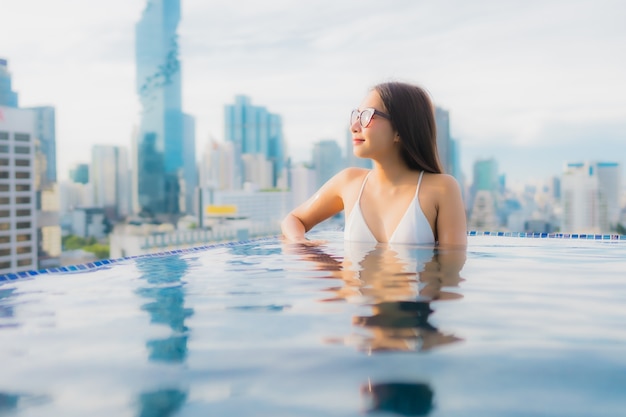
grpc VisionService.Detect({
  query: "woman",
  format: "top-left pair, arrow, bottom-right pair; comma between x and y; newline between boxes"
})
281,81 -> 467,246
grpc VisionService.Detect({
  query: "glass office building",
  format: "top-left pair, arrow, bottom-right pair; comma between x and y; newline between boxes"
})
135,0 -> 184,215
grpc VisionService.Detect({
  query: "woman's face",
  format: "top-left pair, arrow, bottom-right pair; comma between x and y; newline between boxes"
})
351,90 -> 398,160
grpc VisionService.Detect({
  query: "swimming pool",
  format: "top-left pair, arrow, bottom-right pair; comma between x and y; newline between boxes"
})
1,231 -> 625,416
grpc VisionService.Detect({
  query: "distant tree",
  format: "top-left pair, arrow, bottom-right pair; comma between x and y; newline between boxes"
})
83,243 -> 109,260
615,223 -> 626,236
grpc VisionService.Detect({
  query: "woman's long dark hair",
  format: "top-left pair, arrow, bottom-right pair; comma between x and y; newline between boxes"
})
374,82 -> 443,174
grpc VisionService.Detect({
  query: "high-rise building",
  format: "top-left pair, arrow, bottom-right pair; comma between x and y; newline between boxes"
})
224,95 -> 285,188
0,59 -> 19,108
434,107 -> 450,172
242,154 -> 273,189
561,161 -> 622,233
0,106 -> 37,273
182,113 -> 197,214
1,60 -> 61,270
199,140 -> 236,192
135,0 -> 184,216
469,158 -> 500,228
91,145 -> 132,220
289,163 -> 316,208
70,163 -> 90,184
312,139 -> 344,189
473,158 -> 499,194
25,106 -> 56,186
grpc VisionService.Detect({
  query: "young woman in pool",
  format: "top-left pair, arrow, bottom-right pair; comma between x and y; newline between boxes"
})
281,81 -> 467,246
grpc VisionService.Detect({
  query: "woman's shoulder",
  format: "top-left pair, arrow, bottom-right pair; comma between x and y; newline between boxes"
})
334,167 -> 370,184
423,172 -> 462,194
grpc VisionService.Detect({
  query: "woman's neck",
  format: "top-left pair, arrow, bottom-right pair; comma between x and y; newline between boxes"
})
370,157 -> 415,186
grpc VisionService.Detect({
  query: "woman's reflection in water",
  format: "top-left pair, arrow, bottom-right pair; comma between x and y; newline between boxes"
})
288,240 -> 466,353
362,381 -> 434,416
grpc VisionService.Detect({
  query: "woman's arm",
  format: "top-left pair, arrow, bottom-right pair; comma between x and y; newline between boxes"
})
281,168 -> 353,242
435,175 -> 468,247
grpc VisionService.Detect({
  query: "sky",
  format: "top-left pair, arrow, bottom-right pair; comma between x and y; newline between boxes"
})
1,0 -> 625,185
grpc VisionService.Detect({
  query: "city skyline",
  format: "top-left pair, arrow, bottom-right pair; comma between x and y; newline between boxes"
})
1,0 -> 625,184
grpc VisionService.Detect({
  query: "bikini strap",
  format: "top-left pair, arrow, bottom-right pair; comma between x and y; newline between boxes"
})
415,171 -> 424,198
357,171 -> 371,200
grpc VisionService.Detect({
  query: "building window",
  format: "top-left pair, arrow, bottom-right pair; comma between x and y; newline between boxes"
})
0,132 -> 8,140
0,236 -> 9,244
15,159 -> 30,167
0,210 -> 9,218
0,185 -> 8,192
17,259 -> 32,267
15,184 -> 30,192
0,261 -> 10,269
15,171 -> 30,179
0,145 -> 8,153
16,234 -> 31,242
0,197 -> 9,204
16,246 -> 31,254
16,222 -> 31,229
14,133 -> 30,142
16,209 -> 31,217
15,196 -> 30,204
14,146 -> 30,154
0,248 -> 10,257
0,172 -> 8,179
0,158 -> 8,166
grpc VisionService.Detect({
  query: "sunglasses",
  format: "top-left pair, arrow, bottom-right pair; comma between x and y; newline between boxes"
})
350,108 -> 391,128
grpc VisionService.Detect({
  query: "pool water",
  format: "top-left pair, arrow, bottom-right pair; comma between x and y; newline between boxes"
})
1,232 -> 625,416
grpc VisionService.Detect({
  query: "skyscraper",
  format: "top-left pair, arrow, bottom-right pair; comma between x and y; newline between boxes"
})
26,106 -> 56,186
70,163 -> 90,184
135,0 -> 184,216
1,60 -> 60,270
561,161 -> 622,233
0,59 -> 19,108
224,95 -> 285,188
182,113 -> 197,214
91,145 -> 132,220
434,107 -> 450,172
469,158 -> 500,229
0,106 -> 37,273
312,140 -> 344,189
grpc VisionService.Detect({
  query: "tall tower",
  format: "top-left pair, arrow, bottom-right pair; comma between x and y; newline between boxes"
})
0,60 -> 60,270
469,158 -> 499,230
26,106 -> 56,187
561,161 -> 621,233
91,145 -> 132,220
224,95 -> 285,188
135,0 -> 184,217
434,106 -> 450,173
0,59 -> 19,108
312,140 -> 344,189
0,106 -> 38,273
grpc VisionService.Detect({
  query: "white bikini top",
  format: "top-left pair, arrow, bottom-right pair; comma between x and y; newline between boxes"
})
344,171 -> 435,244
